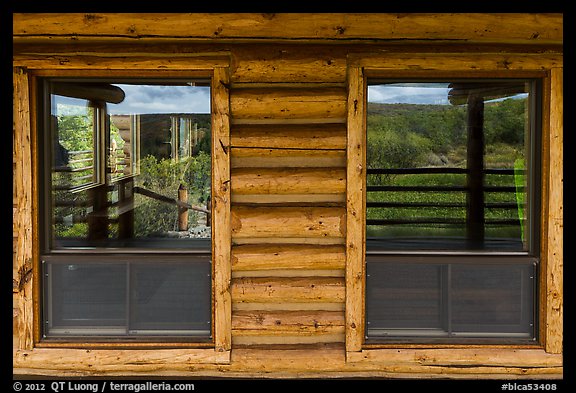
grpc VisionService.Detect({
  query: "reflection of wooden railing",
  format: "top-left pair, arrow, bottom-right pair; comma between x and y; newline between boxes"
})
366,167 -> 525,228
53,149 -> 95,189
133,186 -> 210,214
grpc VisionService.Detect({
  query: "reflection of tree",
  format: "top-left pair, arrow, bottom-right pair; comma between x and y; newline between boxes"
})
134,152 -> 211,236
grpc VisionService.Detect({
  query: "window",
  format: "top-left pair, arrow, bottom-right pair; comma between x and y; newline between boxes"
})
364,80 -> 540,343
40,79 -> 213,340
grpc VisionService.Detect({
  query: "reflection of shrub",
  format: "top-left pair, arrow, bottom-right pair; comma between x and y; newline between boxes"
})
367,127 -> 432,185
134,153 -> 211,236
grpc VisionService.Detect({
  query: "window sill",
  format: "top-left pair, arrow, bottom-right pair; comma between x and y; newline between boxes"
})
13,346 -> 231,375
346,347 -> 562,376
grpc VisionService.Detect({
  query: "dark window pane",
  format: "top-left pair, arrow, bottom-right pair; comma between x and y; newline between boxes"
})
130,262 -> 211,335
366,262 -> 446,337
451,263 -> 535,336
47,262 -> 127,335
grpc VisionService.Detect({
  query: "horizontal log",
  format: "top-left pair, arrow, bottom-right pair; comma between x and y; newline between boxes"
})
231,206 -> 346,239
13,14 -> 562,45
233,57 -> 347,83
232,334 -> 344,345
233,302 -> 345,311
232,277 -> 345,304
13,348 -> 230,373
232,310 -> 344,335
12,54 -> 231,70
231,88 -> 346,120
232,244 -> 346,271
347,348 -> 563,368
355,53 -> 563,72
232,269 -> 344,278
232,167 -> 345,195
231,148 -> 346,168
231,123 -> 346,150
230,347 -> 561,376
232,194 -> 345,205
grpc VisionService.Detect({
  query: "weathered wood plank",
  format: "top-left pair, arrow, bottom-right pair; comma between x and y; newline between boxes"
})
13,13 -> 563,45
232,334 -> 344,345
231,206 -> 346,239
544,67 -> 563,354
13,67 -> 34,351
13,348 -> 231,372
232,269 -> 344,278
231,148 -> 346,168
231,277 -> 345,304
355,53 -> 563,72
231,123 -> 347,149
233,302 -> 345,312
231,194 -> 345,205
232,310 -> 344,336
232,167 -> 345,195
211,67 -> 232,352
231,87 -> 346,120
233,54 -> 346,83
13,346 -> 562,377
12,54 -> 231,70
232,244 -> 346,272
345,65 -> 366,352
347,348 -> 563,368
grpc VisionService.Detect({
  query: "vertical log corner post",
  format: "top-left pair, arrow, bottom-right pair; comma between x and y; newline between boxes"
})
543,67 -> 563,354
13,67 -> 35,350
212,66 -> 232,352
345,65 -> 366,353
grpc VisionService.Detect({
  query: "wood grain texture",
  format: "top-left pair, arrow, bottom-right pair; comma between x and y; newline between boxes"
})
231,148 -> 346,168
231,277 -> 345,304
355,53 -> 563,72
232,310 -> 344,335
232,244 -> 345,272
231,206 -> 346,240
13,67 -> 34,351
211,67 -> 232,352
345,65 -> 366,352
544,67 -> 563,354
231,87 -> 346,120
13,13 -> 562,45
231,123 -> 347,150
232,167 -> 345,195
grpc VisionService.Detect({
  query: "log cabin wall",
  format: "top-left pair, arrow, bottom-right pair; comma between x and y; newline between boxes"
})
13,13 -> 563,378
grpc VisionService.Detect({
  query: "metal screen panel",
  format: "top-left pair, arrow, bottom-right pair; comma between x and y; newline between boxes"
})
44,257 -> 211,338
366,257 -> 536,341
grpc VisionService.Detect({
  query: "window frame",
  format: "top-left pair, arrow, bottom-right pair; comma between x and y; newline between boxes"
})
361,78 -> 542,344
345,53 -> 563,355
19,62 -> 231,353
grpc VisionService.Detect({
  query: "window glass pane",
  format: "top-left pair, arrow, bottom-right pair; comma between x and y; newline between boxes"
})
49,81 -> 211,250
366,81 -> 534,252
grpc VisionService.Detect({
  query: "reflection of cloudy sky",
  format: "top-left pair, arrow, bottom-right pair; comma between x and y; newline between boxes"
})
109,84 -> 210,114
368,83 -> 451,105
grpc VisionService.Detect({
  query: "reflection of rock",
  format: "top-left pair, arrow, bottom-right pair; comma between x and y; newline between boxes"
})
164,225 -> 211,239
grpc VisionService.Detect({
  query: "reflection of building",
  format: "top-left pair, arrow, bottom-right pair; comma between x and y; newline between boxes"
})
112,113 -> 209,163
